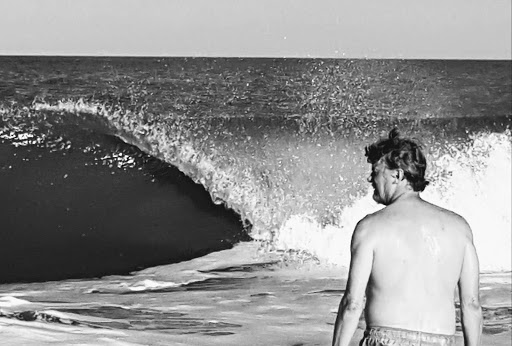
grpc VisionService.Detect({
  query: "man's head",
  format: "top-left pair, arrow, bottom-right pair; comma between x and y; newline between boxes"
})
365,128 -> 429,205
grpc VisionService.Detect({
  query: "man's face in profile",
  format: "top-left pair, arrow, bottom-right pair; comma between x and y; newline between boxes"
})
369,161 -> 395,206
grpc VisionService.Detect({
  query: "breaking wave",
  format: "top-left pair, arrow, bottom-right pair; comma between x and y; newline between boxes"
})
7,99 -> 511,272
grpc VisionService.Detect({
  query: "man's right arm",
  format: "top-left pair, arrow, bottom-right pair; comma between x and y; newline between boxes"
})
332,218 -> 374,346
458,225 -> 482,346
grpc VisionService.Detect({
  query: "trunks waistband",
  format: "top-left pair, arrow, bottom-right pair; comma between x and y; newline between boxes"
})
365,326 -> 456,345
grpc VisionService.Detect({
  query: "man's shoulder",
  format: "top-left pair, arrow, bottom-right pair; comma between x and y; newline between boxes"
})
409,200 -> 475,243
356,207 -> 392,230
352,213 -> 381,243
424,200 -> 460,217
357,200 -> 473,239
424,201 -> 473,235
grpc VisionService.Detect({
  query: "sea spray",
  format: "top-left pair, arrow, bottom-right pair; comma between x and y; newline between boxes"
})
31,100 -> 512,271
423,130 -> 512,272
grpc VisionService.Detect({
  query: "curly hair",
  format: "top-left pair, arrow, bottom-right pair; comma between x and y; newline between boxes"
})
365,128 -> 430,192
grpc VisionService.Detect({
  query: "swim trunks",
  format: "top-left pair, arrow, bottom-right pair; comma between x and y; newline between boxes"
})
360,326 -> 456,346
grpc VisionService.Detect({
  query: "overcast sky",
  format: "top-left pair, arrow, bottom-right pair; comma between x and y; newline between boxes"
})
0,0 -> 510,59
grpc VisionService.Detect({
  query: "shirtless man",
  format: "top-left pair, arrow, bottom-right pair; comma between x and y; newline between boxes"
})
332,129 -> 482,346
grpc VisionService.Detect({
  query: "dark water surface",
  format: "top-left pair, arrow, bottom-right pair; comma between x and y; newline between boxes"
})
0,134 -> 247,283
1,56 -> 510,119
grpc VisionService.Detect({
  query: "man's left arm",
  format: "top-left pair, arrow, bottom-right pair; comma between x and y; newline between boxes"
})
332,218 -> 374,346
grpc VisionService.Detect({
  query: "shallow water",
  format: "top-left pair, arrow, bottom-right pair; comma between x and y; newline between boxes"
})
0,243 -> 510,345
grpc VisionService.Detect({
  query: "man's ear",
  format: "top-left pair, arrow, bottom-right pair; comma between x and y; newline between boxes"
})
396,169 -> 405,181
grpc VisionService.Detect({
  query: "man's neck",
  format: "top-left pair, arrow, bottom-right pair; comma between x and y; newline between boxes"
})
389,189 -> 420,205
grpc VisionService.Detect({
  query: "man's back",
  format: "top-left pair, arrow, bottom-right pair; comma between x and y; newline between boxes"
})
332,129 -> 481,346
364,197 -> 470,334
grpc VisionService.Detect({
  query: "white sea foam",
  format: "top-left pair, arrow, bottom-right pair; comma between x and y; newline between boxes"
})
423,131 -> 512,271
0,296 -> 33,308
272,192 -> 381,267
273,131 -> 511,271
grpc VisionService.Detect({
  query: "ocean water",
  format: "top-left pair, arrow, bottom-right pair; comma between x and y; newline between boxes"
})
0,57 -> 510,345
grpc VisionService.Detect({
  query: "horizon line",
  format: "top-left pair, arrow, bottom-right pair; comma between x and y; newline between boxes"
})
1,53 -> 510,61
